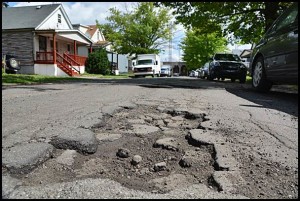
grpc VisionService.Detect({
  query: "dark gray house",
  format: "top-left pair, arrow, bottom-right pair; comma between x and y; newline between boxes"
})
2,4 -> 93,76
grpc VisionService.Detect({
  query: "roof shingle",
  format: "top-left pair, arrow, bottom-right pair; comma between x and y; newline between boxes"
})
2,4 -> 60,30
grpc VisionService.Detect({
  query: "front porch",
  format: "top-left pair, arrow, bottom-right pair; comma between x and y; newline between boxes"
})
35,51 -> 87,76
33,30 -> 92,77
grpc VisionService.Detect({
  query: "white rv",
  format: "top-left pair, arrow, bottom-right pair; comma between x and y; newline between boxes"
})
133,54 -> 161,77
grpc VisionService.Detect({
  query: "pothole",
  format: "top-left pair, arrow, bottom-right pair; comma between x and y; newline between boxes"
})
15,104 -> 218,194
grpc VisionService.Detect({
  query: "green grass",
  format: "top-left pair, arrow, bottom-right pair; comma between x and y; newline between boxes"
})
2,73 -> 134,85
2,74 -> 84,84
246,75 -> 252,84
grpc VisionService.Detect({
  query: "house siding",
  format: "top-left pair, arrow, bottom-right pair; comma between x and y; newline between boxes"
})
2,30 -> 35,74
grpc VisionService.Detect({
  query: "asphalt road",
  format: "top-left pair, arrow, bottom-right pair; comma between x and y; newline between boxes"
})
2,77 -> 298,199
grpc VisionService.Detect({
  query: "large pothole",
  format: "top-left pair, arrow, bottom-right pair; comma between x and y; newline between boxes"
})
13,104 -> 217,194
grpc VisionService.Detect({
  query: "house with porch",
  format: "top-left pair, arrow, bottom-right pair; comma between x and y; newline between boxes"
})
2,4 -> 93,76
73,24 -> 129,74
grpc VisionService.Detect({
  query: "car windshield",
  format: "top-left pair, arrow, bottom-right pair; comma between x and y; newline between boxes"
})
137,59 -> 154,65
214,54 -> 241,62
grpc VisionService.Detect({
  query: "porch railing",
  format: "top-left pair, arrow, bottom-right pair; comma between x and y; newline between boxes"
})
35,51 -> 87,66
35,52 -> 54,64
56,52 -> 80,75
68,54 -> 87,66
63,52 -> 81,66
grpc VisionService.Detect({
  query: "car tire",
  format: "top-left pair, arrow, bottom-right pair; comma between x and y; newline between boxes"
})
231,78 -> 236,82
239,76 -> 246,83
252,56 -> 272,92
208,74 -> 214,81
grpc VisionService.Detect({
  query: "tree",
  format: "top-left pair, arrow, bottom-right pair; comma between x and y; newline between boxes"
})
85,48 -> 110,75
180,29 -> 228,71
97,2 -> 173,56
2,2 -> 9,7
155,2 -> 293,44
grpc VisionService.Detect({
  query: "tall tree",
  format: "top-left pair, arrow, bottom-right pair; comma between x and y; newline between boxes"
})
97,2 -> 173,56
180,29 -> 228,71
156,2 -> 293,44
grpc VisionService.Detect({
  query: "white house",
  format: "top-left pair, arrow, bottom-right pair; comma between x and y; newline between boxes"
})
2,4 -> 93,76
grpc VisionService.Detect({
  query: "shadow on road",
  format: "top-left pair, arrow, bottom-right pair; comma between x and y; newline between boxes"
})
225,87 -> 298,117
2,77 -> 233,91
3,77 -> 298,118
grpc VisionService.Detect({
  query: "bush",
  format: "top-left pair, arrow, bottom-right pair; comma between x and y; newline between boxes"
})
85,48 -> 110,75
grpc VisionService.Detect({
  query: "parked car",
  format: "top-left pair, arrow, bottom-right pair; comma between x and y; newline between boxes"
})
160,65 -> 172,77
198,62 -> 210,79
249,2 -> 298,92
2,53 -> 21,74
189,70 -> 199,77
208,53 -> 247,83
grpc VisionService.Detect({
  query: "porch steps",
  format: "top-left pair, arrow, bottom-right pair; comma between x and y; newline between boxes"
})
57,63 -> 80,77
56,52 -> 80,77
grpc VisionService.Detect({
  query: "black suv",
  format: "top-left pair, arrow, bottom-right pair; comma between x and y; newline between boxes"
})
208,53 -> 247,83
2,53 -> 21,74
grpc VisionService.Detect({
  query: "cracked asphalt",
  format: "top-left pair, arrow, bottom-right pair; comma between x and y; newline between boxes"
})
2,77 -> 298,199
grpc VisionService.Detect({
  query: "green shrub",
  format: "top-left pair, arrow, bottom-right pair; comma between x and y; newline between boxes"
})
85,48 -> 110,75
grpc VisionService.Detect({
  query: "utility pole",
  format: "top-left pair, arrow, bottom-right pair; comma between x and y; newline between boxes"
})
169,22 -> 172,63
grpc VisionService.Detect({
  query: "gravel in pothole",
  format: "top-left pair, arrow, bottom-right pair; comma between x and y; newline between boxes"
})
13,105 -> 216,194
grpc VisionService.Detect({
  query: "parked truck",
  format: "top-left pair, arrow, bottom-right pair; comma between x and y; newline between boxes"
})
133,54 -> 161,77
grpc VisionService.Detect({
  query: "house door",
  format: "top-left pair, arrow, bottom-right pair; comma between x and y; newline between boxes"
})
39,36 -> 47,60
39,36 -> 47,52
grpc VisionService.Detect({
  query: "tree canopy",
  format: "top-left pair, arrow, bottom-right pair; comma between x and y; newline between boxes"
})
97,2 -> 173,56
156,2 -> 293,44
180,29 -> 228,70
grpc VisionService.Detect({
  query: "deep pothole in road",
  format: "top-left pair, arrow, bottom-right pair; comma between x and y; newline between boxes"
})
18,105 -> 218,194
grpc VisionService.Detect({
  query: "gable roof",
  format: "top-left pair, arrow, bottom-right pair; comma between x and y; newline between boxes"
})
2,4 -> 61,30
86,25 -> 98,38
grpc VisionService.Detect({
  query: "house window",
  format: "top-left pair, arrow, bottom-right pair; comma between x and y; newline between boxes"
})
67,44 -> 71,52
97,31 -> 99,41
39,36 -> 47,51
58,14 -> 61,23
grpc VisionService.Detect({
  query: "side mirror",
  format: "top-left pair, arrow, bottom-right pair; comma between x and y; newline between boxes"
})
155,61 -> 158,65
132,62 -> 135,66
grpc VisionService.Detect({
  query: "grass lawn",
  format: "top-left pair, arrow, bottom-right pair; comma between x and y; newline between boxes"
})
2,73 -> 133,85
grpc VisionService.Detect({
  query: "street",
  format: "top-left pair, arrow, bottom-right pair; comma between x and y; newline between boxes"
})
2,77 -> 298,199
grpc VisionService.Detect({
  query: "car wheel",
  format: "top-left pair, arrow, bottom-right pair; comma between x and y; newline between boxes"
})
252,56 -> 272,92
239,74 -> 246,83
208,74 -> 214,81
231,78 -> 236,82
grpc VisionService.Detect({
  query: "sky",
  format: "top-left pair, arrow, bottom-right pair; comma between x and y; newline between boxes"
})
8,2 -> 251,62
